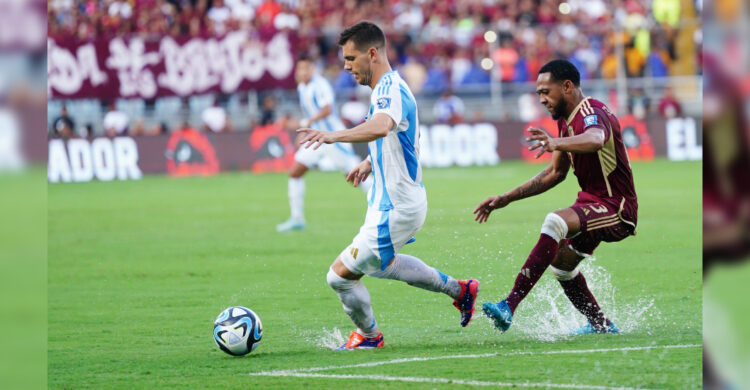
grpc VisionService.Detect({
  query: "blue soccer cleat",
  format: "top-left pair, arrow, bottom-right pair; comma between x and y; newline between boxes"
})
453,279 -> 479,327
276,218 -> 305,233
482,300 -> 513,332
570,320 -> 620,335
406,237 -> 416,244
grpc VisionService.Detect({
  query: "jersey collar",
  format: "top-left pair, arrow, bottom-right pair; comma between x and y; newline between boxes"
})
565,96 -> 590,125
374,70 -> 397,88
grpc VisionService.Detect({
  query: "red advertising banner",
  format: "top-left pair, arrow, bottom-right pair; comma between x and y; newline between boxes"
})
165,128 -> 220,177
247,124 -> 296,174
47,32 -> 296,100
47,117 -> 679,183
618,114 -> 655,161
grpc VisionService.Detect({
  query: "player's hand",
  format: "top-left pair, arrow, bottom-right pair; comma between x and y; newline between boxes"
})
346,160 -> 372,187
526,127 -> 557,158
297,128 -> 333,150
473,195 -> 510,223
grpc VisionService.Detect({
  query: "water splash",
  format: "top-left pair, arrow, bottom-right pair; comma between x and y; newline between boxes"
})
513,259 -> 661,341
312,327 -> 347,350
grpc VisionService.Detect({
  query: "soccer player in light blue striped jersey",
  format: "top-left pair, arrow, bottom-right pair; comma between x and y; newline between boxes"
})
298,21 -> 479,350
276,56 -> 373,233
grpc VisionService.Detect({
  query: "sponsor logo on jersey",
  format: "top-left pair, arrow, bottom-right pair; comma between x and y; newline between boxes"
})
584,115 -> 598,127
376,97 -> 391,109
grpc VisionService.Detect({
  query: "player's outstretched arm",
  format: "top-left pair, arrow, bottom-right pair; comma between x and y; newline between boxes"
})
297,113 -> 394,150
527,127 -> 605,156
474,150 -> 570,223
346,159 -> 372,188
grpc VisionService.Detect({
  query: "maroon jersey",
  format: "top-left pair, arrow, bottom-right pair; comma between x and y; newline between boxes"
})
557,97 -> 638,227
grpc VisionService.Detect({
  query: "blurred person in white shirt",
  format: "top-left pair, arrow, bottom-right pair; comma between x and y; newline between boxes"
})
103,102 -> 129,137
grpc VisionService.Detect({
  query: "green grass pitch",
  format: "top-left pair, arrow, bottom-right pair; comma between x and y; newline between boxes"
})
49,159 -> 701,389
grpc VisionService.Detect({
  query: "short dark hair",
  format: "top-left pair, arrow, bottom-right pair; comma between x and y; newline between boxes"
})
297,54 -> 313,63
337,21 -> 386,52
539,59 -> 581,87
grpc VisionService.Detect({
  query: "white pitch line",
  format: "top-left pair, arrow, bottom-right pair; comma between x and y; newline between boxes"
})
296,352 -> 499,372
248,372 -> 650,390
272,343 -> 701,373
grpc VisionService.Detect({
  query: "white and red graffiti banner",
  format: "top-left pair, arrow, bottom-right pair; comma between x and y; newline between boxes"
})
48,32 -> 296,99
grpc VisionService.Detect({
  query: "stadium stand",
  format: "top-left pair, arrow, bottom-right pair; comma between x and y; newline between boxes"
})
48,0 -> 702,136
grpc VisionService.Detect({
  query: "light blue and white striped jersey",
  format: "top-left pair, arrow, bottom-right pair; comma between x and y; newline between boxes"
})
365,70 -> 426,211
297,75 -> 346,132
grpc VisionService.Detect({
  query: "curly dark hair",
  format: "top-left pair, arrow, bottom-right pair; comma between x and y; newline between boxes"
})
539,59 -> 581,87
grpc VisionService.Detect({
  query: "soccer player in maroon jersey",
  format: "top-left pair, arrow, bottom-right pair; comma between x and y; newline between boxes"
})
475,59 -> 637,334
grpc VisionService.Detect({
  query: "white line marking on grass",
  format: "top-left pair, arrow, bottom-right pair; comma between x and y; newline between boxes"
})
248,372 -> 649,390
286,343 -> 702,373
248,344 -> 700,389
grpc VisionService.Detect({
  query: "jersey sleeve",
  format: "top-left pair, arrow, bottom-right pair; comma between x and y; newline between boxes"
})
370,78 -> 402,131
583,108 -> 611,142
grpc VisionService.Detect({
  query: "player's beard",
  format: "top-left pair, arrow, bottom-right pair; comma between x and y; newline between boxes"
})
358,66 -> 372,86
550,99 -> 568,120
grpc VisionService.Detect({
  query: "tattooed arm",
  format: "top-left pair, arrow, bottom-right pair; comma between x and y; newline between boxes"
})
474,150 -> 570,223
506,150 -> 570,201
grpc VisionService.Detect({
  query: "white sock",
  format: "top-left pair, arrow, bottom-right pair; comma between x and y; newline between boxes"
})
359,176 -> 373,194
371,254 -> 462,299
326,268 -> 380,338
288,178 -> 305,221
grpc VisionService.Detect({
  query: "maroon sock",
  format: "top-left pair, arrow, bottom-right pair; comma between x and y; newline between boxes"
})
505,234 -> 559,313
559,272 -> 608,329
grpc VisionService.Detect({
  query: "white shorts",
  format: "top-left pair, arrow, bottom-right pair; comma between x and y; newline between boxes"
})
294,142 -> 359,172
339,205 -> 427,275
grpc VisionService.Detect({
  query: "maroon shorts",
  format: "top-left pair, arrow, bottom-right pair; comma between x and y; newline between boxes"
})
564,192 -> 637,256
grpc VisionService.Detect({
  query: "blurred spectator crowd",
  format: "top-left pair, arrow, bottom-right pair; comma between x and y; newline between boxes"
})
48,0 -> 704,137
49,0 -> 702,92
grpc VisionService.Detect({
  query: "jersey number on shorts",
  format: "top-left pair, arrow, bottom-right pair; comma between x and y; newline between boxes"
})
589,205 -> 608,214
349,247 -> 359,260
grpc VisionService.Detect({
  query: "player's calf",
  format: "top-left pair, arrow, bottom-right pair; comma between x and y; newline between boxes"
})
505,212 -> 569,312
370,254 -> 462,298
551,265 -> 610,331
326,266 -> 381,341
370,254 -> 478,327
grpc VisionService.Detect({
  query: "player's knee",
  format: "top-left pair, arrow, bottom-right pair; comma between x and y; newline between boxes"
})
549,265 -> 580,281
541,212 -> 568,242
326,267 -> 351,290
327,265 -> 360,291
289,163 -> 307,178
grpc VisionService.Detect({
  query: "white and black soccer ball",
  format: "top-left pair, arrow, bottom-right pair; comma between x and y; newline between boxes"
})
213,306 -> 263,356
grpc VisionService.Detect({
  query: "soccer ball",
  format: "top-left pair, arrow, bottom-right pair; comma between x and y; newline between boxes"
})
213,306 -> 263,356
